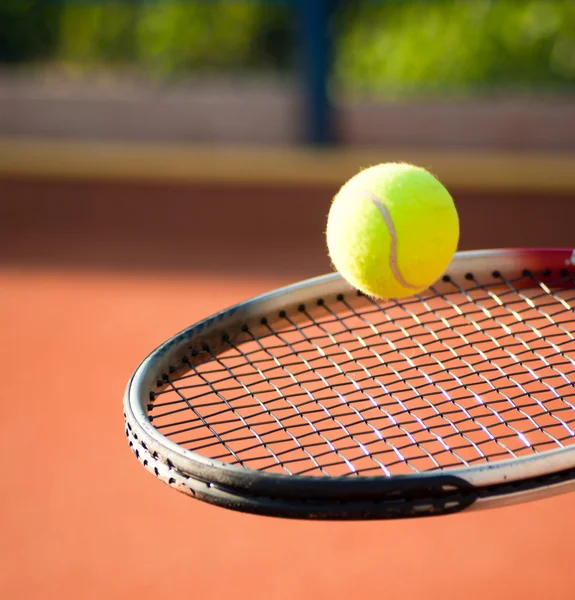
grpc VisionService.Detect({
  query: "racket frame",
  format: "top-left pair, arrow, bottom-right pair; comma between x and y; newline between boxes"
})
124,248 -> 575,519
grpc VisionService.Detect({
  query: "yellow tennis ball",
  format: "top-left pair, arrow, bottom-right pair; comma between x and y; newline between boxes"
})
326,162 -> 459,299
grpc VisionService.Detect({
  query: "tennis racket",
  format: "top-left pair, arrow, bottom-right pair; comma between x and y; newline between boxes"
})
124,248 -> 575,520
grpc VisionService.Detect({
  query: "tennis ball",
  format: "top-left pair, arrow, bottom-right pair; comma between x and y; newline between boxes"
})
326,162 -> 459,299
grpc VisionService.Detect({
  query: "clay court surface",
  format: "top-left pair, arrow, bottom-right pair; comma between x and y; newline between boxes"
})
2,176 -> 575,599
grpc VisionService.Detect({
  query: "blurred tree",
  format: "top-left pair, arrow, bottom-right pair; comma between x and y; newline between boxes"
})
57,2 -> 138,67
0,1 -> 61,64
135,1 -> 281,75
333,0 -> 575,97
0,0 -> 573,96
51,0 -> 292,76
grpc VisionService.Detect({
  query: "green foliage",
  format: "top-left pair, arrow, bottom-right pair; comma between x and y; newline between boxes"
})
48,0 -> 290,75
57,3 -> 138,65
0,0 -> 573,96
135,1 -> 267,74
334,0 -> 575,97
0,1 -> 61,63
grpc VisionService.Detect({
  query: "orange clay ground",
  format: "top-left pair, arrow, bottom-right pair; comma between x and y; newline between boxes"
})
2,177 -> 575,599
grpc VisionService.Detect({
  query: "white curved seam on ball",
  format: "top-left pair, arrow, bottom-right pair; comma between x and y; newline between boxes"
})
360,190 -> 420,290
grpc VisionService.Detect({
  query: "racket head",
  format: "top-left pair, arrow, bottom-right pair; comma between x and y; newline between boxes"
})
124,248 -> 575,519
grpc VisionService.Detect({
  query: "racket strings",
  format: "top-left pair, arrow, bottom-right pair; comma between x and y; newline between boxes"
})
304,300 -> 477,472
149,272 -> 575,476
151,284 -> 565,385
414,282 -> 570,446
152,305 -> 571,403
150,284 -> 572,397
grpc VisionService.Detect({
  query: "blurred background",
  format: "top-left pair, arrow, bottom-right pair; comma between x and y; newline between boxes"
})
1,1 -> 575,599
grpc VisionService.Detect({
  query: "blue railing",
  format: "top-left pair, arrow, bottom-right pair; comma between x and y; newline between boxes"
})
297,0 -> 333,146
